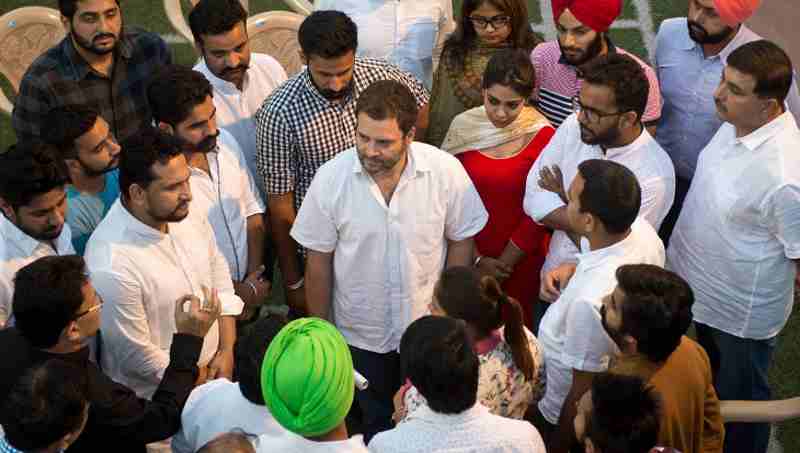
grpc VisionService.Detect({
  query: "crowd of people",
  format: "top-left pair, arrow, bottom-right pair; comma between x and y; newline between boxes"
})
0,0 -> 799,452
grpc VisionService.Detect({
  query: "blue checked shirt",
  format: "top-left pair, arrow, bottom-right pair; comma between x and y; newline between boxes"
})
12,27 -> 171,145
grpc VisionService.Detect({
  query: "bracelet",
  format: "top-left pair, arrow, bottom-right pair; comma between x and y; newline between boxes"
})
473,255 -> 483,267
287,277 -> 305,291
245,280 -> 258,298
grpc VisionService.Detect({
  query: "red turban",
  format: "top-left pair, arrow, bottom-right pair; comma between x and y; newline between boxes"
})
551,0 -> 623,33
712,0 -> 762,26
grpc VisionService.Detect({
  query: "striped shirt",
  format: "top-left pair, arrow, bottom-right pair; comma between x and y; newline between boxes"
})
12,27 -> 172,144
255,58 -> 429,212
531,40 -> 662,128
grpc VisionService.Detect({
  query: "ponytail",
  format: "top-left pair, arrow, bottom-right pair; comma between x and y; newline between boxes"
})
480,276 -> 535,382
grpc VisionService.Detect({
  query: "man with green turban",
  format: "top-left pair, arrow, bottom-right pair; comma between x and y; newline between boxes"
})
258,318 -> 368,452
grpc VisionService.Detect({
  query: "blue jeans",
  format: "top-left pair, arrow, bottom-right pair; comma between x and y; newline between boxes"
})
348,346 -> 401,443
695,322 -> 777,453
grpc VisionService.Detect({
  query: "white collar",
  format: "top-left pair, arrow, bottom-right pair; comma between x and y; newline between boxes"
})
603,127 -> 654,159
1,213 -> 66,256
734,111 -> 795,152
575,218 -> 645,271
196,59 -> 249,95
410,402 -> 489,425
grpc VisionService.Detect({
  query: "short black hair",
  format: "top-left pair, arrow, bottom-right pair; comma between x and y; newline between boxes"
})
197,431 -> 256,453
59,0 -> 121,19
1,359 -> 89,451
235,316 -> 287,405
586,373 -> 661,453
189,0 -> 248,47
481,48 -> 536,99
148,65 -> 214,126
0,142 -> 70,210
13,255 -> 89,349
615,264 -> 694,363
356,80 -> 419,136
119,126 -> 184,200
43,105 -> 100,159
298,10 -> 358,60
577,159 -> 641,234
400,316 -> 478,414
583,53 -> 650,123
727,40 -> 794,105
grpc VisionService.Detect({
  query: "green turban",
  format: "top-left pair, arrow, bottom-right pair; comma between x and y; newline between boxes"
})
261,318 -> 355,437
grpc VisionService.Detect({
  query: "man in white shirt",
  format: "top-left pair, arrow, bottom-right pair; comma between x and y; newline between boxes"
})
85,126 -> 244,399
531,159 -> 665,453
291,80 -> 487,440
172,316 -> 289,453
370,316 -> 545,453
666,40 -> 800,453
314,0 -> 455,89
0,142 -> 74,328
525,53 -> 674,316
189,0 -> 287,193
148,65 -> 270,321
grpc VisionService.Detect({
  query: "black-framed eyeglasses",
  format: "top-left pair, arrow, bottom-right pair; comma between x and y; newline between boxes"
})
469,15 -> 511,29
575,99 -> 623,123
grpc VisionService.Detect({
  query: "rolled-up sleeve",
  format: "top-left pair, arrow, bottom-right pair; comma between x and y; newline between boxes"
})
445,159 -> 488,241
291,172 -> 338,253
524,124 -> 570,222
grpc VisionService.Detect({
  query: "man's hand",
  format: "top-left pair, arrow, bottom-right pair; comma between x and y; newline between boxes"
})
477,257 -> 513,282
235,266 -> 271,320
208,348 -> 234,380
174,286 -> 221,338
541,262 -> 578,302
539,165 -> 568,204
286,286 -> 308,315
391,381 -> 412,425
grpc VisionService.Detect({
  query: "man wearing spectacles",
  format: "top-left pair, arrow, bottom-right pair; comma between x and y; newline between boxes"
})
43,105 -> 122,256
0,254 -> 222,453
531,0 -> 662,133
523,53 -> 675,332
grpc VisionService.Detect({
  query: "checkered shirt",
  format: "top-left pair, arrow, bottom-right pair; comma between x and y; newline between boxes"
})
254,58 -> 429,212
12,27 -> 172,144
531,40 -> 662,128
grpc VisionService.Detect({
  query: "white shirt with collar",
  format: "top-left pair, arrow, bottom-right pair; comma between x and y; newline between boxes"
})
291,142 -> 488,353
187,129 -> 266,281
537,218 -> 666,424
368,402 -> 545,453
0,216 -> 74,325
524,113 -> 675,278
85,200 -> 244,398
255,433 -> 368,453
314,0 -> 455,89
195,53 -> 287,194
172,378 -> 289,453
667,112 -> 800,340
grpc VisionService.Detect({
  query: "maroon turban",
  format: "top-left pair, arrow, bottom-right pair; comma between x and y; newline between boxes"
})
552,0 -> 623,33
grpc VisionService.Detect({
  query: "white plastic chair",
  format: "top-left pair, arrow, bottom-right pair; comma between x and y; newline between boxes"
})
283,0 -> 312,16
164,0 -> 250,43
0,7 -> 66,116
247,10 -> 305,77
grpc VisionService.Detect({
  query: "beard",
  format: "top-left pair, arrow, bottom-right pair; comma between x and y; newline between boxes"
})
15,217 -> 63,241
357,142 -> 407,176
78,155 -> 119,178
600,305 -> 626,349
176,130 -> 219,154
687,20 -> 735,45
71,30 -> 119,56
313,77 -> 354,100
560,32 -> 605,67
149,200 -> 189,223
580,122 -> 621,147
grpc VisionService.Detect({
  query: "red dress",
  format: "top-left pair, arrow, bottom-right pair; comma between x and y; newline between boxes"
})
457,126 -> 555,327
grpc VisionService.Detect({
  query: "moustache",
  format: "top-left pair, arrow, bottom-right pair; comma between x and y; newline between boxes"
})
222,64 -> 249,76
94,33 -> 116,42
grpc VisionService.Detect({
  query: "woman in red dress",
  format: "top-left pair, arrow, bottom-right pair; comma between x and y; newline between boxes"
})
442,49 -> 555,327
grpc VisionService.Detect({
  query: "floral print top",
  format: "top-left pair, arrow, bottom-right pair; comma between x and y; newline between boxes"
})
403,327 -> 546,420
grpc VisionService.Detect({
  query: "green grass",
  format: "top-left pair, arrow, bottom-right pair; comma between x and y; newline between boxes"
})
2,2 -> 798,448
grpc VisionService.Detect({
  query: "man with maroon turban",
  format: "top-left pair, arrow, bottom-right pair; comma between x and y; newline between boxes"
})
530,0 -> 662,131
